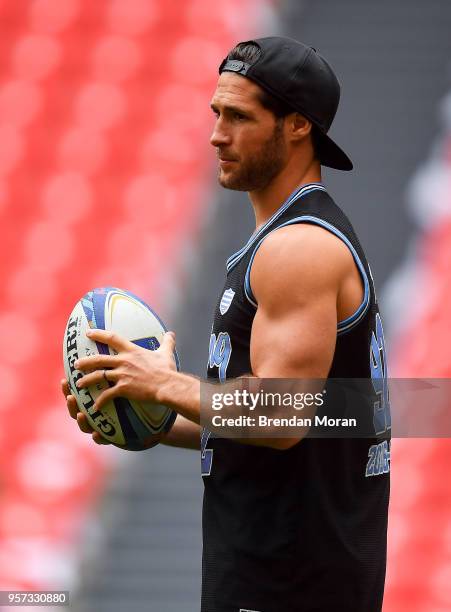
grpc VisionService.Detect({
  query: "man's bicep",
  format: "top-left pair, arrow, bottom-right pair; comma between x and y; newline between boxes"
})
250,291 -> 337,378
247,223 -> 349,379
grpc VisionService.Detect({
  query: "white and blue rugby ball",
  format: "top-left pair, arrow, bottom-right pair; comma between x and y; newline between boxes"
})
63,287 -> 178,451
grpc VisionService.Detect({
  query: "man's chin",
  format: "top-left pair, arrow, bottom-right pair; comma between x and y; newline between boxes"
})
218,170 -> 248,192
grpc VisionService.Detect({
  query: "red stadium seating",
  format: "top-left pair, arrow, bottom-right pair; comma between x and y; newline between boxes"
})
384,99 -> 451,610
0,0 -> 259,591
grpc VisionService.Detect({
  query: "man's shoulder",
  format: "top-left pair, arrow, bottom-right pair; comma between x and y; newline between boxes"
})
254,222 -> 354,279
250,222 -> 351,307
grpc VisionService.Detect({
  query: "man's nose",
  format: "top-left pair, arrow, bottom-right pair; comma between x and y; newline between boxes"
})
210,120 -> 231,148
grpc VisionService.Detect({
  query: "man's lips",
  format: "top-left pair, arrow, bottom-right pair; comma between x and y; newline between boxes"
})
217,151 -> 238,162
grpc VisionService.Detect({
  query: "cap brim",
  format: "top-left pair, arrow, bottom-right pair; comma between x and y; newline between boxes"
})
316,131 -> 353,171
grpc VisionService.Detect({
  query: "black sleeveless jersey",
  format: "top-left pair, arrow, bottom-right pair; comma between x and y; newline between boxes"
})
201,183 -> 390,612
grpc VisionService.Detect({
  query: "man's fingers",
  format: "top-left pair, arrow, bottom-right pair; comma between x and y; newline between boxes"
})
61,378 -> 70,397
63,378 -> 79,420
67,395 -> 79,420
76,412 -> 95,434
76,368 -> 118,390
86,328 -> 135,352
92,431 -> 111,445
160,330 -> 176,352
75,353 -> 119,372
94,385 -> 121,412
76,412 -> 111,445
66,388 -> 111,446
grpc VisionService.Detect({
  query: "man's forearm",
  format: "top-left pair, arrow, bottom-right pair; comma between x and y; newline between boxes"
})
161,414 -> 200,450
156,371 -> 305,450
157,370 -> 201,424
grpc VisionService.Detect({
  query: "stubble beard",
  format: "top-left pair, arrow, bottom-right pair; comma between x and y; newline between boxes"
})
217,119 -> 287,192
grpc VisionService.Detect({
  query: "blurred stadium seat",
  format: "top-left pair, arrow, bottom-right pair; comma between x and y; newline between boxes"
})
0,0 -> 259,594
383,79 -> 451,611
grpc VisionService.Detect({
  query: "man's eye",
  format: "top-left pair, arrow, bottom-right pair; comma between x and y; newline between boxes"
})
234,113 -> 246,121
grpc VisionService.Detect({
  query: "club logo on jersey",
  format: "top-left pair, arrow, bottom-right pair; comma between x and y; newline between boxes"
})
208,332 -> 232,382
219,288 -> 235,315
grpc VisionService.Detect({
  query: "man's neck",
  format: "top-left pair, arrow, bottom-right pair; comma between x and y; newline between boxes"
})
249,160 -> 322,230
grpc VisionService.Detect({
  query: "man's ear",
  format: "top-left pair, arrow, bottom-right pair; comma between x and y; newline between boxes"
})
288,113 -> 312,142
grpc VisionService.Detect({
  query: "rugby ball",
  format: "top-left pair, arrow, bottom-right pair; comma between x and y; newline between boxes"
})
63,287 -> 178,451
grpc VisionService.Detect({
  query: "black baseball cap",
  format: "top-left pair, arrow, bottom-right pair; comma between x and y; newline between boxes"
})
219,36 -> 353,171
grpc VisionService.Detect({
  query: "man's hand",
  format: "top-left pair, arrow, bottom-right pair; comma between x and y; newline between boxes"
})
61,376 -> 201,450
73,329 -> 177,411
61,378 -> 110,445
62,329 -> 204,449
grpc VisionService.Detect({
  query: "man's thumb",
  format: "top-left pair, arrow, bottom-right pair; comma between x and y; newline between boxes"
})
162,330 -> 176,350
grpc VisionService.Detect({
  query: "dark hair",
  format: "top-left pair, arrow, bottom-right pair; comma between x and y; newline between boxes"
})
225,42 -> 320,159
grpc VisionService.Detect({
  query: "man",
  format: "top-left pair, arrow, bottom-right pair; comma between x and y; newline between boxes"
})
63,37 -> 390,611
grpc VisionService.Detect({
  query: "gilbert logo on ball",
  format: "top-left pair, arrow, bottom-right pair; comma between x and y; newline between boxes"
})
63,287 -> 178,451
